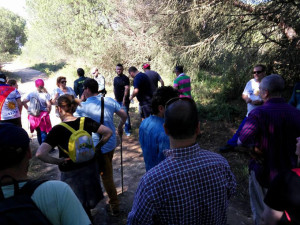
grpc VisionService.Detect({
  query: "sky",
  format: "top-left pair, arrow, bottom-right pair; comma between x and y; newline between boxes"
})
0,0 -> 27,18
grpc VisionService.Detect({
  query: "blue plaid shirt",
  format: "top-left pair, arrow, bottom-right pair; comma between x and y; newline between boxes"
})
127,143 -> 236,225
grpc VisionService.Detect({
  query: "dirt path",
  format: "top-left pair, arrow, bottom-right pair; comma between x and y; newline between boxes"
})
3,62 -> 253,225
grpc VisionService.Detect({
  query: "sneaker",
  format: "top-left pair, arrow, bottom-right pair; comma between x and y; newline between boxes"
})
219,144 -> 235,153
125,132 -> 131,137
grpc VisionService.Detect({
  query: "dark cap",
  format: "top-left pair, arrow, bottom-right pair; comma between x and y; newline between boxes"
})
0,123 -> 30,149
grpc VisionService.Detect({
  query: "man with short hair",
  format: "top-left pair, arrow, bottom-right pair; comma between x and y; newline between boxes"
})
142,63 -> 164,94
0,123 -> 91,225
74,78 -> 127,216
92,68 -> 106,96
238,74 -> 300,225
128,66 -> 153,119
220,64 -> 266,152
0,73 -> 22,127
74,68 -> 87,98
173,65 -> 191,98
114,64 -> 131,136
128,98 -> 236,225
139,86 -> 178,171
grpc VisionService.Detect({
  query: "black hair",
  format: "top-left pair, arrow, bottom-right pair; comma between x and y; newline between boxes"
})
175,66 -> 184,74
116,63 -> 123,68
151,86 -> 179,115
254,64 -> 266,72
128,66 -> 138,73
83,78 -> 98,94
77,68 -> 85,77
165,98 -> 199,139
7,79 -> 17,86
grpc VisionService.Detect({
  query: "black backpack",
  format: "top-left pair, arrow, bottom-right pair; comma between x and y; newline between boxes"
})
0,176 -> 52,225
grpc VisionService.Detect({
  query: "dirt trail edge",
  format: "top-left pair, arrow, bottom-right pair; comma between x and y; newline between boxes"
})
3,62 -> 252,225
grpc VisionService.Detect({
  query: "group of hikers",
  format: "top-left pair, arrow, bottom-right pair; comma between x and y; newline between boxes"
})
0,62 -> 299,225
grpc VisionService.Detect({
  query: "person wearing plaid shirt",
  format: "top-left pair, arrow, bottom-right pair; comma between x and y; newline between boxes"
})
128,97 -> 236,225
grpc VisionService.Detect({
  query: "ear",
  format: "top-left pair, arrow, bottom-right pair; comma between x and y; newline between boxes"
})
163,123 -> 170,136
158,105 -> 165,116
26,147 -> 32,159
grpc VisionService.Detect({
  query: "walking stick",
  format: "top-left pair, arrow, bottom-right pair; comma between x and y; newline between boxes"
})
120,134 -> 124,193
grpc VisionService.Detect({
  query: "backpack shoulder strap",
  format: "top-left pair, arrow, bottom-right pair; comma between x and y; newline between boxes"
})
79,117 -> 85,130
19,180 -> 48,196
100,97 -> 104,125
59,122 -> 76,133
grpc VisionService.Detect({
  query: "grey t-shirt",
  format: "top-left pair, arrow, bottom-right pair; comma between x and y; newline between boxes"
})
145,70 -> 161,94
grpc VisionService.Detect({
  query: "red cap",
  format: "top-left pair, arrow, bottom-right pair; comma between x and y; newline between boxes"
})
143,64 -> 150,69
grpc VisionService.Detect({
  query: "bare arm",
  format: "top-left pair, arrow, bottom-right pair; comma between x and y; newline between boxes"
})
123,85 -> 130,106
17,98 -> 22,113
22,99 -> 29,110
242,94 -> 263,105
51,93 -> 59,105
94,124 -> 113,152
129,88 -> 139,101
36,143 -> 68,165
262,206 -> 284,225
242,93 -> 252,104
159,78 -> 164,87
46,100 -> 52,113
116,109 -> 127,136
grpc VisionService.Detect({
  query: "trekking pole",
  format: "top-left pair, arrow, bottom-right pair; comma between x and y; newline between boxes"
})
120,134 -> 124,193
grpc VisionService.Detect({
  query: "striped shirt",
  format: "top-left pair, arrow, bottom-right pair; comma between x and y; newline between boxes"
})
173,73 -> 191,98
127,143 -> 236,225
239,98 -> 300,187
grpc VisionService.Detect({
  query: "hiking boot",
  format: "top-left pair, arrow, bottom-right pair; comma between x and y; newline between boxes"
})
219,144 -> 235,153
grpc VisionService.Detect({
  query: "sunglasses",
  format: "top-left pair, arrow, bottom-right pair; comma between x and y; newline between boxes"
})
60,81 -> 67,84
253,71 -> 263,74
165,97 -> 195,109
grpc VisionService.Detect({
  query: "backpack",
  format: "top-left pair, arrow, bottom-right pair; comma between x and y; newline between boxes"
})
59,117 -> 95,163
0,176 -> 52,225
28,93 -> 41,117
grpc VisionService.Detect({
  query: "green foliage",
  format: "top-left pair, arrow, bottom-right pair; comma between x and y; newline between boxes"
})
192,70 -> 243,121
31,61 -> 67,76
21,0 -> 300,120
0,7 -> 26,62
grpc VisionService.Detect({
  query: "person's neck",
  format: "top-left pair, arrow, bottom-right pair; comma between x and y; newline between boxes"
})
0,169 -> 28,184
61,113 -> 77,122
169,136 -> 197,149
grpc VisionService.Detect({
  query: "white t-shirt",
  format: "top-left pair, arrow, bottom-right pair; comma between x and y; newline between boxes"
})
51,87 -> 76,100
24,91 -> 51,112
2,180 -> 91,225
94,75 -> 105,91
0,84 -> 21,120
242,78 -> 262,116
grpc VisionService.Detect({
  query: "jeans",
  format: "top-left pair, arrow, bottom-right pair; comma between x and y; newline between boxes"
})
36,127 -> 47,145
117,102 -> 131,133
227,117 -> 248,147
